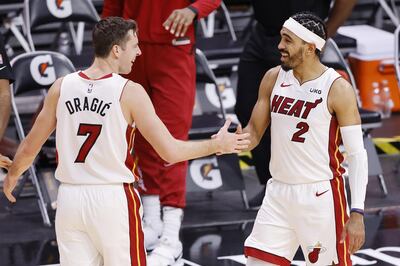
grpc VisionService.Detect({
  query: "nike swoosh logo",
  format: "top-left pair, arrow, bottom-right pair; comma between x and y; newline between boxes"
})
280,82 -> 292,87
175,252 -> 183,261
316,189 -> 329,197
0,66 -> 6,71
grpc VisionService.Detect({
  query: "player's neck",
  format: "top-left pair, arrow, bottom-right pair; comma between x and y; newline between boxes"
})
292,60 -> 326,85
84,57 -> 118,79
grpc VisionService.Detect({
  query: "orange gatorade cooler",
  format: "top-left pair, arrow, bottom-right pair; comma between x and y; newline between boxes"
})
338,25 -> 400,111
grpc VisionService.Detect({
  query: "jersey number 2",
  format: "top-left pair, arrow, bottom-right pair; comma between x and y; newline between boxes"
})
75,123 -> 102,163
291,122 -> 309,143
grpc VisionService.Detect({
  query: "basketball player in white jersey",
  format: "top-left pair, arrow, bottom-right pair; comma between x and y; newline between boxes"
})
240,12 -> 368,266
3,17 -> 250,266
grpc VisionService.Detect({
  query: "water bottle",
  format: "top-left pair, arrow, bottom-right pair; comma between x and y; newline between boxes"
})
380,80 -> 394,118
372,82 -> 383,116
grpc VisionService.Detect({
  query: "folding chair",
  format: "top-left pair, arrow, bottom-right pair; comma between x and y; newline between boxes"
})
321,38 -> 388,196
188,48 -> 249,209
9,51 -> 76,226
25,0 -> 99,54
190,49 -> 228,139
4,0 -> 98,54
200,1 -> 237,41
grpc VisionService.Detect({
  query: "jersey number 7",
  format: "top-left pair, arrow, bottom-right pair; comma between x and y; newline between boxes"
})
75,123 -> 103,163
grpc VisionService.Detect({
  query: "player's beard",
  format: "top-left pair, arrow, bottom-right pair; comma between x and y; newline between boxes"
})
280,47 -> 304,71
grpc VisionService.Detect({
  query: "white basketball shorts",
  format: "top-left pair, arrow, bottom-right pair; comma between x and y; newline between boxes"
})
56,183 -> 146,266
244,177 -> 352,265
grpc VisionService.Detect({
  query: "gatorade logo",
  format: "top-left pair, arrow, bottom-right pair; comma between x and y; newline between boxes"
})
46,0 -> 72,18
190,157 -> 222,190
205,77 -> 236,109
30,55 -> 56,85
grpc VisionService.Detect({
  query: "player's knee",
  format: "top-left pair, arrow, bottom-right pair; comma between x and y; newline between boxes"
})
246,256 -> 279,266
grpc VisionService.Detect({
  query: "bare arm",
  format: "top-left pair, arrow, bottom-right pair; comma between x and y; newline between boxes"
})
328,78 -> 361,126
329,78 -> 366,254
0,79 -> 12,169
3,78 -> 61,201
326,0 -> 357,38
0,79 -> 11,140
242,66 -> 280,151
121,82 -> 249,164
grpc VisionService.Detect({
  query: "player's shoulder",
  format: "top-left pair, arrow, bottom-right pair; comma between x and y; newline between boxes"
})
121,80 -> 146,101
52,76 -> 64,89
259,66 -> 281,95
124,80 -> 145,92
328,76 -> 358,113
330,76 -> 354,97
261,66 -> 281,85
265,66 -> 281,79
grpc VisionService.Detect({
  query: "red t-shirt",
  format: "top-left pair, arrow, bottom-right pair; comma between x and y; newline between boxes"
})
102,0 -> 221,45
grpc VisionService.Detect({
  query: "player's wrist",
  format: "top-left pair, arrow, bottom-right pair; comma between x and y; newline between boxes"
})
350,208 -> 364,217
210,137 -> 222,154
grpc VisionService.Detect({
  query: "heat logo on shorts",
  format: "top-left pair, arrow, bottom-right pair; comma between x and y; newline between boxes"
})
46,0 -> 72,18
307,242 -> 326,264
30,55 -> 56,86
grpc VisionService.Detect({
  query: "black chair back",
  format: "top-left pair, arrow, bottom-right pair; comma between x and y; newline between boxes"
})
26,0 -> 99,29
11,51 -> 75,95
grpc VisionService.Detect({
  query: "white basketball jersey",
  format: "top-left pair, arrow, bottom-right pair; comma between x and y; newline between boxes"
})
55,72 -> 138,184
269,68 -> 345,184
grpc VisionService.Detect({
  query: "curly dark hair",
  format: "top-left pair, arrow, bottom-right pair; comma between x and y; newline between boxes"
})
291,11 -> 327,56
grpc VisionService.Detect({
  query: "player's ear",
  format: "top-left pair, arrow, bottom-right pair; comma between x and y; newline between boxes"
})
111,44 -> 120,58
307,43 -> 316,55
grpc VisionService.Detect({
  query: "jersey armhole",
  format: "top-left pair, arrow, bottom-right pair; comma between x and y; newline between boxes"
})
269,66 -> 284,100
326,75 -> 342,117
56,75 -> 66,120
119,79 -> 135,128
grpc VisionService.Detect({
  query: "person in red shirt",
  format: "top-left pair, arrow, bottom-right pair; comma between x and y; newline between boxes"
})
102,1 -> 221,265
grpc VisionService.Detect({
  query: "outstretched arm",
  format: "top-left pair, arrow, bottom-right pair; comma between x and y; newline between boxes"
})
241,66 -> 279,151
0,79 -> 12,170
122,82 -> 249,164
329,78 -> 367,254
3,78 -> 61,202
0,79 -> 11,141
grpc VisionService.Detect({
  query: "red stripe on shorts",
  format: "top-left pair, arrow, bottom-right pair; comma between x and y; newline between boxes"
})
124,183 -> 146,266
330,178 -> 352,266
244,246 -> 290,266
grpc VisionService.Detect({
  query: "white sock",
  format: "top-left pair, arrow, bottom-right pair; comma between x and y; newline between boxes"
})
142,195 -> 162,225
161,206 -> 183,241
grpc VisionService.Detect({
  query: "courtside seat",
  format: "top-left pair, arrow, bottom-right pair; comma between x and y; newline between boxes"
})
9,51 -> 76,226
360,108 -> 382,127
189,48 -> 237,139
24,0 -> 99,54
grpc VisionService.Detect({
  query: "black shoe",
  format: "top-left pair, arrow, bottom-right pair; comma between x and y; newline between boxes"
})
249,187 -> 266,209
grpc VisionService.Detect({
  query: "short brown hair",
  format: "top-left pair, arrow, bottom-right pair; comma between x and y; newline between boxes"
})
92,17 -> 137,58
